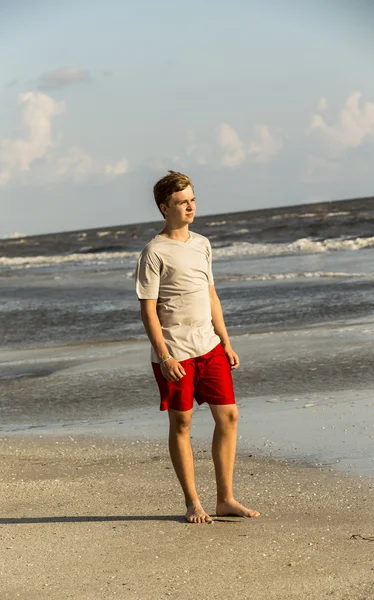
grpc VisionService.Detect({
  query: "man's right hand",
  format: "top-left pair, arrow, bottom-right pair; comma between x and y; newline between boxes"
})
160,357 -> 186,382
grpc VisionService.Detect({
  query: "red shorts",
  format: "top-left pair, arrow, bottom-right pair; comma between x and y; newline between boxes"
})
152,343 -> 236,412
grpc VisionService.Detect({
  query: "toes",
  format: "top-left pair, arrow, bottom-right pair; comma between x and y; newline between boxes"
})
186,509 -> 212,523
191,514 -> 210,523
186,514 -> 197,523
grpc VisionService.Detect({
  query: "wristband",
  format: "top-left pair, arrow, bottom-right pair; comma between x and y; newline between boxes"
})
159,355 -> 172,365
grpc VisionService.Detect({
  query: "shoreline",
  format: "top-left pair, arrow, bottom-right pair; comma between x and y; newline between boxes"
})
2,425 -> 374,486
1,324 -> 374,479
1,401 -> 374,482
1,433 -> 373,600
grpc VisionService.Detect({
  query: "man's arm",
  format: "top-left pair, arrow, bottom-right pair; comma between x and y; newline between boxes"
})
209,285 -> 240,370
140,299 -> 186,381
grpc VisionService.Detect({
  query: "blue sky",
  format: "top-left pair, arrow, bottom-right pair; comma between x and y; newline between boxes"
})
1,0 -> 374,235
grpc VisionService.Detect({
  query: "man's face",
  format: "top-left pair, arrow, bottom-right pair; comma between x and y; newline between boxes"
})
161,185 -> 196,225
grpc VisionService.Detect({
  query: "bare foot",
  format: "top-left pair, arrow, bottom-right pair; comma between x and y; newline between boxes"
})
185,501 -> 213,524
216,498 -> 260,518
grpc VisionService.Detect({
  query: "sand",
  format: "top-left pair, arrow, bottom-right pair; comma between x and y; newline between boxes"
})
1,434 -> 373,600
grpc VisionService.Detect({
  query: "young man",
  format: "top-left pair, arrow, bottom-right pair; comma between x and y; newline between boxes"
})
135,171 -> 260,524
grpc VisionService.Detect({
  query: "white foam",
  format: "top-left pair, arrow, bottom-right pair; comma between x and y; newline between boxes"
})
0,232 -> 27,240
0,250 -> 139,270
2,235 -> 374,272
216,271 -> 374,283
206,220 -> 229,226
213,236 -> 374,258
299,211 -> 350,219
271,211 -> 350,221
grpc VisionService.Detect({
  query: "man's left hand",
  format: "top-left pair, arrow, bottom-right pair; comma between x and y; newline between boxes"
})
223,345 -> 240,370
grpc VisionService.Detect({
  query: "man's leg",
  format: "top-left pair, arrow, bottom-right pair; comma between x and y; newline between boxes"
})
168,408 -> 212,523
209,404 -> 260,517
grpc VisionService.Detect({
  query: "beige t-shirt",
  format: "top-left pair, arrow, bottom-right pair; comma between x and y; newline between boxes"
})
135,231 -> 220,362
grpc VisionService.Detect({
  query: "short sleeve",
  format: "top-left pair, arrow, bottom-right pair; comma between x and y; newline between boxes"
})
207,241 -> 214,285
135,249 -> 161,300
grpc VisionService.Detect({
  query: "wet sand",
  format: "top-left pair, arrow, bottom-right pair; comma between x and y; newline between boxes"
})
1,324 -> 374,475
0,434 -> 373,600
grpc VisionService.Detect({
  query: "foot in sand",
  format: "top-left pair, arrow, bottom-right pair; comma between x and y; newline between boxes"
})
185,501 -> 212,524
216,498 -> 260,518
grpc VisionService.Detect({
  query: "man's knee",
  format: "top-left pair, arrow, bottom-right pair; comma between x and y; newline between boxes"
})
214,405 -> 239,428
169,410 -> 193,434
225,406 -> 239,425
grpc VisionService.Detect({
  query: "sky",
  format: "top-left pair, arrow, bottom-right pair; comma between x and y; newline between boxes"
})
1,0 -> 374,236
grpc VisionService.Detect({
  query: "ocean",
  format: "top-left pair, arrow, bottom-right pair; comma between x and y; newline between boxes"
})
1,196 -> 374,477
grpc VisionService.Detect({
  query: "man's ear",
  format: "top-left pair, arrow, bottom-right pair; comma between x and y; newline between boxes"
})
160,203 -> 167,217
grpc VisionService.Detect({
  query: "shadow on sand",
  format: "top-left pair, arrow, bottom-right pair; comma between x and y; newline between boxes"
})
0,515 -> 239,524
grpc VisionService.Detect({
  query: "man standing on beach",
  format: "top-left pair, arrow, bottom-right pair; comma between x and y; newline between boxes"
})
135,171 -> 260,523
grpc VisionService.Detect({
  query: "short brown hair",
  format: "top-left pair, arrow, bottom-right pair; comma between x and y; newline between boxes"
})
153,170 -> 193,218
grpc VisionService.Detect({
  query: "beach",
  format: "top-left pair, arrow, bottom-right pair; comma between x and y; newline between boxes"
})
1,434 -> 374,600
2,200 -> 374,598
1,330 -> 374,599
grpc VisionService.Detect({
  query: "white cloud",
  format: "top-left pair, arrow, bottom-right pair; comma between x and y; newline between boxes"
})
185,123 -> 283,169
249,125 -> 283,163
0,91 -> 128,186
105,158 -> 128,175
309,92 -> 374,150
318,97 -> 328,111
55,147 -> 94,177
218,123 -> 246,167
54,149 -> 128,181
185,128 -> 212,166
39,67 -> 91,90
0,92 -> 64,185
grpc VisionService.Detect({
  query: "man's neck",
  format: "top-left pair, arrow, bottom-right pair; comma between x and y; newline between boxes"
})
160,224 -> 190,242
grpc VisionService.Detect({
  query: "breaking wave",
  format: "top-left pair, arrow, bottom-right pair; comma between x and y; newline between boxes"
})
213,236 -> 374,258
0,232 -> 27,240
215,271 -> 374,283
0,250 -> 139,270
2,235 -> 374,272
